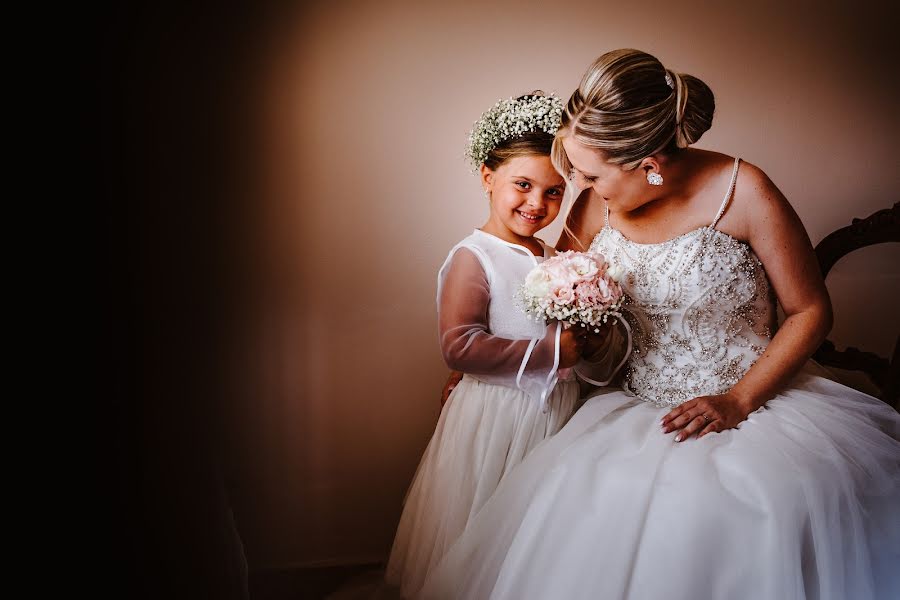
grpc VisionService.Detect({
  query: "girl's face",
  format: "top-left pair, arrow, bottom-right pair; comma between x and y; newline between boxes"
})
481,155 -> 566,242
561,136 -> 649,213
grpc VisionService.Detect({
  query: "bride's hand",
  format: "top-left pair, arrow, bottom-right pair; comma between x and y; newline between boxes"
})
660,392 -> 757,442
559,325 -> 588,368
579,324 -> 613,360
440,370 -> 464,408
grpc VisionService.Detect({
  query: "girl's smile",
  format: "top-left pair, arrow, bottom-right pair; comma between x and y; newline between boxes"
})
480,155 -> 566,251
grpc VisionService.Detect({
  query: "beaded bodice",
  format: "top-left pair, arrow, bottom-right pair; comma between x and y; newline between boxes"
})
590,226 -> 774,407
589,159 -> 776,407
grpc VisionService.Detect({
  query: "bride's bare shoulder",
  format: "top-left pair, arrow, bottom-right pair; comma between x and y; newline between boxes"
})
557,188 -> 606,251
720,160 -> 802,241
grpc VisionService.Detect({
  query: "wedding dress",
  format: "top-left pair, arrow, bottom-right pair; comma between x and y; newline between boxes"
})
417,158 -> 900,600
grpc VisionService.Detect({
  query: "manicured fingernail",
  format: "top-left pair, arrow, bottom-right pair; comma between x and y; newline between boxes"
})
675,435 -> 682,442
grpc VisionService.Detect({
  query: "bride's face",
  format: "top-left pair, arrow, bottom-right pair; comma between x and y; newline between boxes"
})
481,155 -> 566,240
562,137 -> 649,213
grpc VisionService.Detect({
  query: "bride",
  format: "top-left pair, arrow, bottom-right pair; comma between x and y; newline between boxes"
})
417,49 -> 900,600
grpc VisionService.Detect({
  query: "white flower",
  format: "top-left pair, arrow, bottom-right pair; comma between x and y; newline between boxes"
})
524,268 -> 553,298
606,264 -> 625,282
464,93 -> 564,172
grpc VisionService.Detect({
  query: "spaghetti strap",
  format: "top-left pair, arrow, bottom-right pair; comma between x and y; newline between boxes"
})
710,157 -> 741,229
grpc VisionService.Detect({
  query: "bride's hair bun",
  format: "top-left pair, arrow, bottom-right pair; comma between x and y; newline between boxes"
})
551,49 -> 715,174
665,69 -> 715,149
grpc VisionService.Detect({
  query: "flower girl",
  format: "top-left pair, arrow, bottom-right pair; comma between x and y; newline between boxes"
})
384,93 -> 587,597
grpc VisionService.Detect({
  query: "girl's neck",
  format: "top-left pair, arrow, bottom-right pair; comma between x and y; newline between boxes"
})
479,223 -> 544,257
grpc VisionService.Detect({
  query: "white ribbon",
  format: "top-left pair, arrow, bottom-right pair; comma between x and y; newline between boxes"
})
538,322 -> 563,414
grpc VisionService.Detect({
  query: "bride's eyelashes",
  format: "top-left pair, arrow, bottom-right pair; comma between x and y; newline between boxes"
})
571,169 -> 598,185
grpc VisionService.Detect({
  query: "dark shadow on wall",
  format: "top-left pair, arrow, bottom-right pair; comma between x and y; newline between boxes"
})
97,2 -> 296,597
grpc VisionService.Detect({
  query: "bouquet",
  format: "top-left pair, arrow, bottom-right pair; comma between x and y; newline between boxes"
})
518,251 -> 625,332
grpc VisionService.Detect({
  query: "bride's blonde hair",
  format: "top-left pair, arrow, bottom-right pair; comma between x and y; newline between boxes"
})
553,49 -> 716,247
551,49 -> 715,175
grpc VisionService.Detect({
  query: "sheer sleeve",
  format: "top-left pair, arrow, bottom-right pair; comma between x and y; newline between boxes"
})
438,247 -> 558,380
574,315 -> 632,387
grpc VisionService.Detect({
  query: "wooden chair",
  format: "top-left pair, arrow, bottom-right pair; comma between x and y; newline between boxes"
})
812,202 -> 899,409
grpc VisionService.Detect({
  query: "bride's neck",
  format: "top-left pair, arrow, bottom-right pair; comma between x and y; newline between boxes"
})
621,150 -> 713,220
648,149 -> 722,209
655,149 -> 700,197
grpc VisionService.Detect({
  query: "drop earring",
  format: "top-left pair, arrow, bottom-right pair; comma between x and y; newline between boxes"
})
647,172 -> 663,186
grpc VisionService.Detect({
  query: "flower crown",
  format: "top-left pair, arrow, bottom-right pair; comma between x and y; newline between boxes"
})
465,92 -> 564,172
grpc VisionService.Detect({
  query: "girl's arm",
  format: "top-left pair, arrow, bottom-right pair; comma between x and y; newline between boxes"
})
439,248 -> 581,375
663,162 -> 832,440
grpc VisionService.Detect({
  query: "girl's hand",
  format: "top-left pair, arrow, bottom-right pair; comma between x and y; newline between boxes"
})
660,392 -> 758,442
440,370 -> 464,408
559,326 -> 587,369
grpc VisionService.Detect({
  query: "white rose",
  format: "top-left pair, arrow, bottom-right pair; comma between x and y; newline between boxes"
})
524,268 -> 553,298
606,264 -> 625,282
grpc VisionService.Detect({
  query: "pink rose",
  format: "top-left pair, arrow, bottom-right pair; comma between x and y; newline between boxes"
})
574,280 -> 600,307
568,254 -> 600,283
546,262 -> 577,288
551,284 -> 575,305
590,252 -> 608,272
596,277 -> 614,304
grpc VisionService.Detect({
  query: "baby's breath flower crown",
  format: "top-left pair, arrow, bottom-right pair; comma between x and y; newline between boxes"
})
465,92 -> 564,172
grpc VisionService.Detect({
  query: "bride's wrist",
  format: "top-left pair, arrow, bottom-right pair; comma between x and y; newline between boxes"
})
729,386 -> 765,413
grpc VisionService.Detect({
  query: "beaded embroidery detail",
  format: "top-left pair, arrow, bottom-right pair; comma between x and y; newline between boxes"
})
590,225 -> 775,408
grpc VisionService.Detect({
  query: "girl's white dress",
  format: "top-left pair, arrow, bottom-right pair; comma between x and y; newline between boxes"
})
417,159 -> 900,600
385,229 -> 582,597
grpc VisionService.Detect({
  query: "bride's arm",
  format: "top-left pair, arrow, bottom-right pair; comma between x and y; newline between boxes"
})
557,187 -> 632,390
440,370 -> 464,408
556,188 -> 605,251
730,165 -> 833,404
663,162 -> 832,440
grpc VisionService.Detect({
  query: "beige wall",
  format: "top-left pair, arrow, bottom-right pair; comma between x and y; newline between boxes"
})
236,0 -> 899,568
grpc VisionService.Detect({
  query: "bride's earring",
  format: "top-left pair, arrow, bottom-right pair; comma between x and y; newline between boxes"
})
647,172 -> 664,186
483,188 -> 491,200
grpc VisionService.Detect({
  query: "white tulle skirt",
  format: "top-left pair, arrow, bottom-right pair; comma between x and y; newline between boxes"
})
386,374 -> 581,598
417,366 -> 900,600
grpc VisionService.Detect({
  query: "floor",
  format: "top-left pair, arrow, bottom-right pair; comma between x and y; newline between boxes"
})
249,563 -> 385,600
